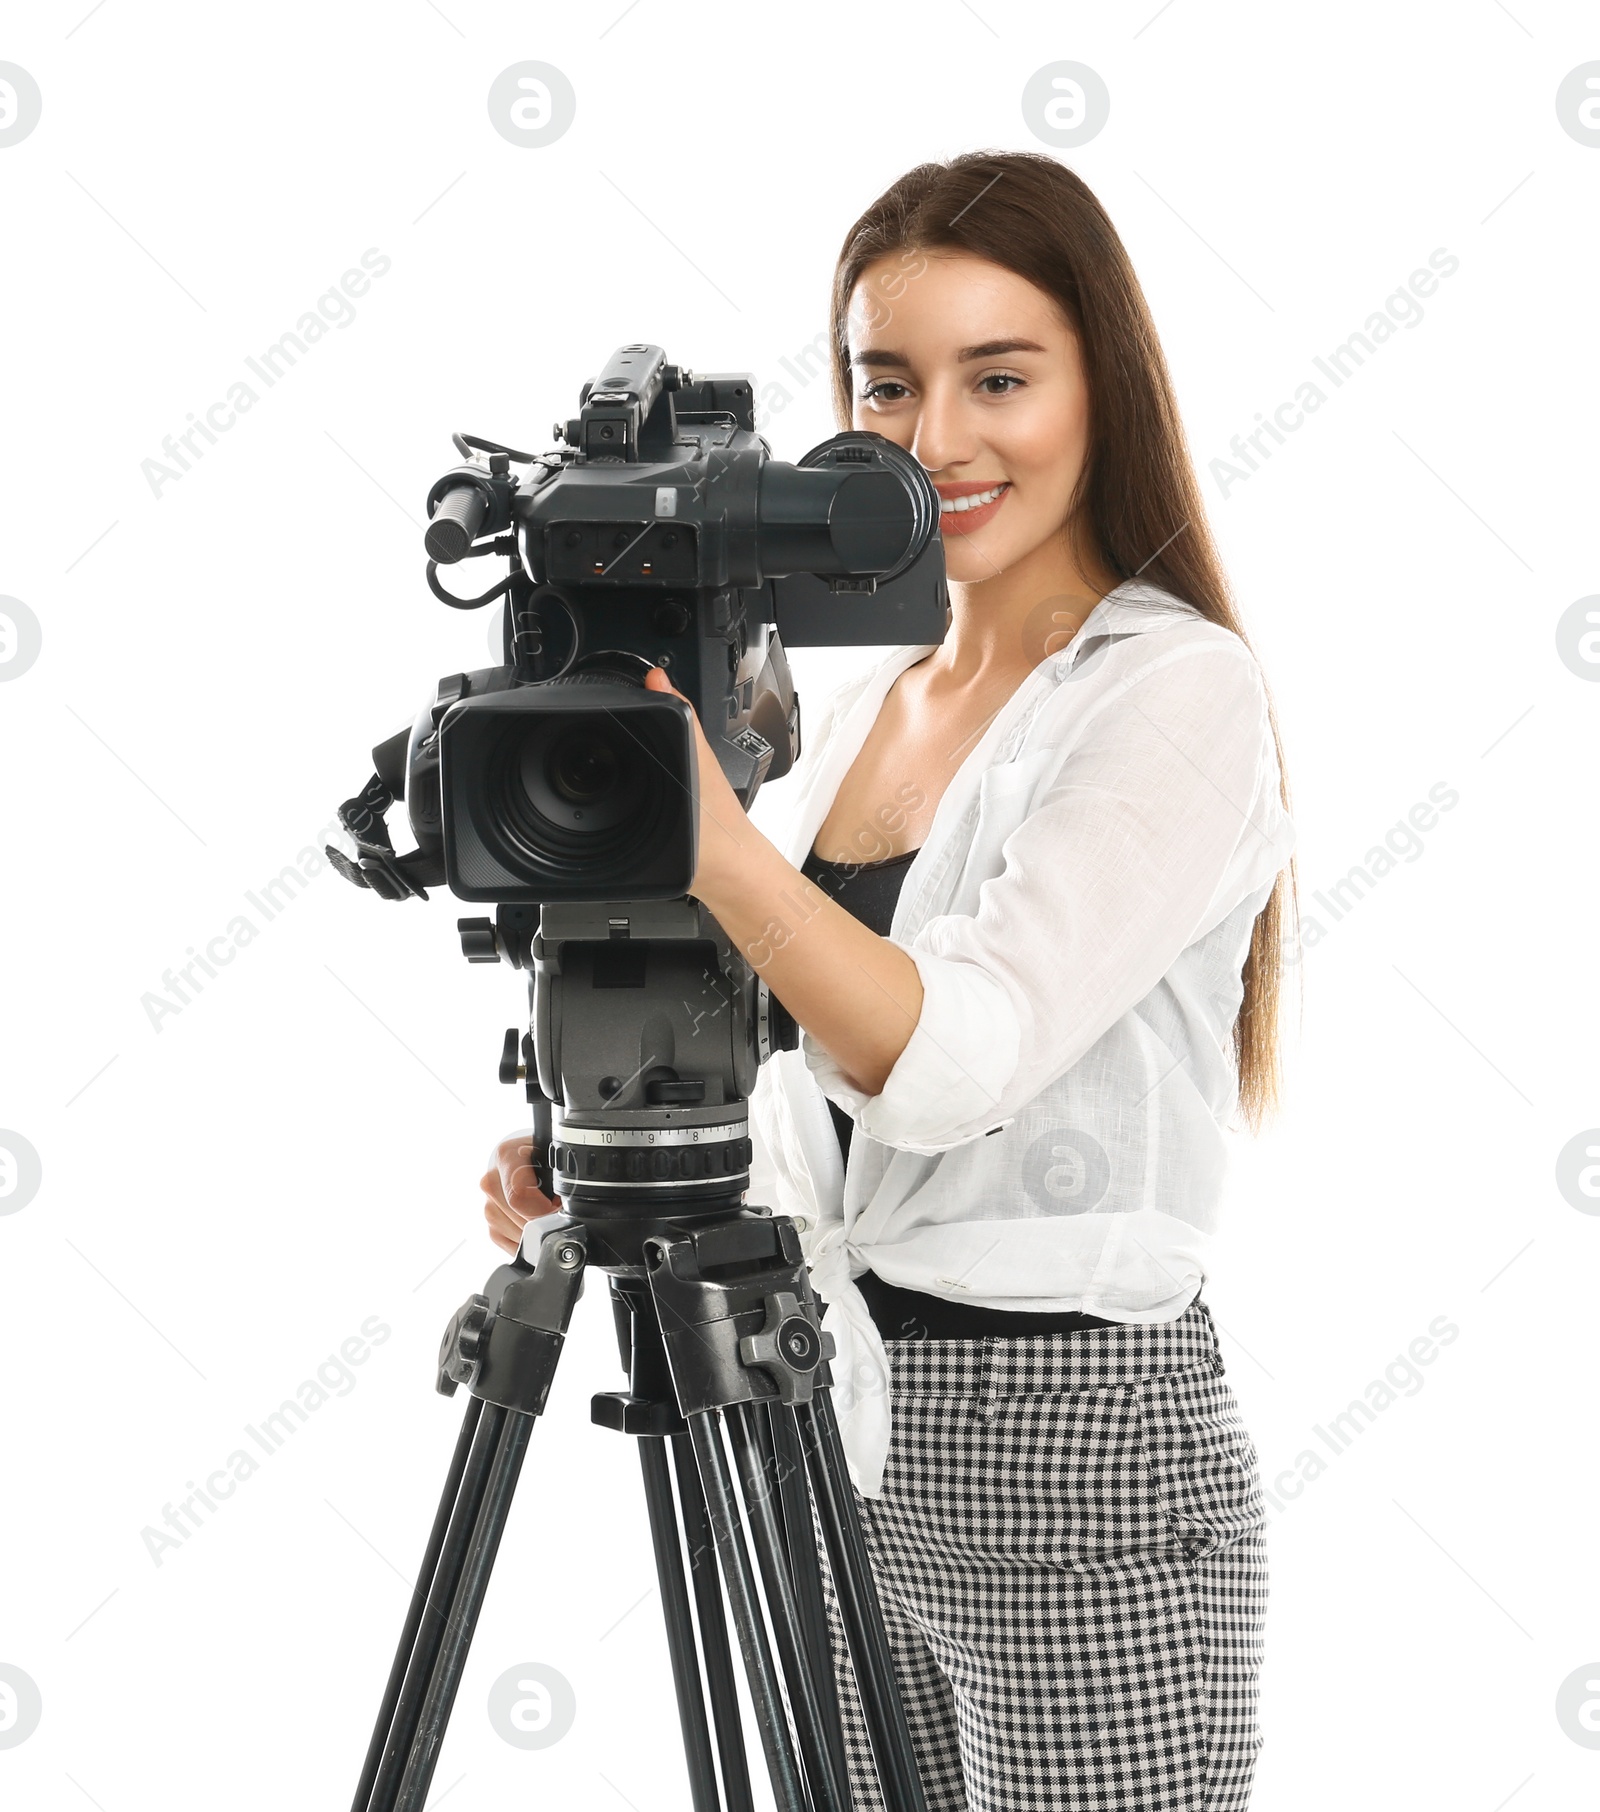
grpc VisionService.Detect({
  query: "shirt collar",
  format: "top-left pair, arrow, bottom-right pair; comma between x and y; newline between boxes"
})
820,578 -> 1202,725
1053,578 -> 1203,675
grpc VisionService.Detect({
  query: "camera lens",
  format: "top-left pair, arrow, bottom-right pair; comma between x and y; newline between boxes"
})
484,710 -> 665,886
440,680 -> 695,901
543,730 -> 621,808
515,723 -> 638,836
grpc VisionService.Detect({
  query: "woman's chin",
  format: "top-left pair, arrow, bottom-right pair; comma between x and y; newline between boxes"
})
940,535 -> 1019,586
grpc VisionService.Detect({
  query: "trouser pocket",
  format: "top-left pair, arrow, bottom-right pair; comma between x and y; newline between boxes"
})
1135,1360 -> 1267,1561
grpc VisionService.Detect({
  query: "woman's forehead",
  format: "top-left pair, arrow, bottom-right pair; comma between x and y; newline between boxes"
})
846,257 -> 1071,357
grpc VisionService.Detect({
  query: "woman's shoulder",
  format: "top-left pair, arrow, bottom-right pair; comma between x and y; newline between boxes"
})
799,642 -> 939,750
1063,580 -> 1268,694
1028,581 -> 1272,746
1074,579 -> 1249,661
748,642 -> 933,841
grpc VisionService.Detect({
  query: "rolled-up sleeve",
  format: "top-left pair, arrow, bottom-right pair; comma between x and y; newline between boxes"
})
801,640 -> 1291,1155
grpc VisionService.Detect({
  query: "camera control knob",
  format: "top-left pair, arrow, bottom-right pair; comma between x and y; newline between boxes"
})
498,1029 -> 526,1085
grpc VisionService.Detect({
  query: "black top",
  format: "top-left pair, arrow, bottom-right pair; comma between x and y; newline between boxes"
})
798,842 -> 921,1172
799,839 -> 1122,1343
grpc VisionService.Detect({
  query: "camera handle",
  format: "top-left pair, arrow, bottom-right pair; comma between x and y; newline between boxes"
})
324,733 -> 444,902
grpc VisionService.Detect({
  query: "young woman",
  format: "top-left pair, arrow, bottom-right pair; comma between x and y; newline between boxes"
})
482,150 -> 1298,1812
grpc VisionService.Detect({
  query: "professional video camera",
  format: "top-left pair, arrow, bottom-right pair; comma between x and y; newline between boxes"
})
328,342 -> 949,1812
327,340 -> 946,908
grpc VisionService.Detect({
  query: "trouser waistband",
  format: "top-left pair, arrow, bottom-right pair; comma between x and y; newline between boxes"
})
848,1269 -> 1123,1342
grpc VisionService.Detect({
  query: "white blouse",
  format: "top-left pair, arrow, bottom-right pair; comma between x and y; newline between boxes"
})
745,579 -> 1297,1497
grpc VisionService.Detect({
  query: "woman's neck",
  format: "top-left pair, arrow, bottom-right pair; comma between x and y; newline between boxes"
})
937,524 -> 1120,687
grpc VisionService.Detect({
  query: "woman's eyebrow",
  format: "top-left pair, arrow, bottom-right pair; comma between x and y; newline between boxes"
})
853,337 -> 1048,370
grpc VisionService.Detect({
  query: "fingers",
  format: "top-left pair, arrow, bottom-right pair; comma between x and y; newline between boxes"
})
496,1137 -> 552,1217
484,1195 -> 522,1255
645,668 -> 696,714
480,1162 -> 509,1214
482,1132 -> 558,1252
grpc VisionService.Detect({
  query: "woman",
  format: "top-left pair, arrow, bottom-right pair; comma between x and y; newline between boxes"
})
482,149 -> 1298,1811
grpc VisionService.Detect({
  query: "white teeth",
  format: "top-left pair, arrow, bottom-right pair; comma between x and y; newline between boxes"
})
940,483 -> 1008,513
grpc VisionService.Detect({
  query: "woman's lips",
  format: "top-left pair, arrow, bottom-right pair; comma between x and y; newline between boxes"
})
939,482 -> 1010,536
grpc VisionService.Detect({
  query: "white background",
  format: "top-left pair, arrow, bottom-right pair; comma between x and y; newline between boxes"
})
1,2 -> 1595,1808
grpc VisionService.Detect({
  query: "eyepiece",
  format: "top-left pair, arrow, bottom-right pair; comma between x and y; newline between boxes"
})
757,432 -> 939,579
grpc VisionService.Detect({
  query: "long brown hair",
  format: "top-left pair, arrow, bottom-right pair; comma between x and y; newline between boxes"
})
827,149 -> 1300,1132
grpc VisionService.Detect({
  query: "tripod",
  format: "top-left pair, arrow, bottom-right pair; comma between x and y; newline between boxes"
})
350,1196 -> 931,1812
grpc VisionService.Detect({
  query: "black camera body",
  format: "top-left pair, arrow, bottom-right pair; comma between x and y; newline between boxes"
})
329,342 -> 947,909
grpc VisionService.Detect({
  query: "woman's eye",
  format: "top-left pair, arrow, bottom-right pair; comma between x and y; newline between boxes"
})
861,372 -> 1023,403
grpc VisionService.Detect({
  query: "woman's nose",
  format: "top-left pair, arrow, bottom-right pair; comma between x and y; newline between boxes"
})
907,383 -> 976,477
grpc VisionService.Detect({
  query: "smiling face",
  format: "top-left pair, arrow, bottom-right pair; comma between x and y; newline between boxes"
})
847,250 -> 1102,592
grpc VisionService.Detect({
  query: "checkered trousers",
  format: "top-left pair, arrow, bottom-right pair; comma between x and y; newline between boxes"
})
807,1298 -> 1267,1811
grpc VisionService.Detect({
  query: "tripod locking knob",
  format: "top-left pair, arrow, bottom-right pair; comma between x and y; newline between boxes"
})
737,1290 -> 836,1405
437,1293 -> 492,1396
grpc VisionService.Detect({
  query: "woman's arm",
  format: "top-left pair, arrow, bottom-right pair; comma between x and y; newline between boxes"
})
644,667 -> 923,1097
800,639 -> 1293,1154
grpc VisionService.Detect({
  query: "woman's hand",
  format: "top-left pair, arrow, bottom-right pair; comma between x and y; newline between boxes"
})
642,665 -> 754,899
480,1132 -> 561,1256
641,664 -> 920,1103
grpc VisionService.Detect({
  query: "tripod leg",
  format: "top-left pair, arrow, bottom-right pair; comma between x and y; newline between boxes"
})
796,1393 -> 930,1812
671,1432 -> 758,1812
726,1401 -> 850,1812
762,1400 -> 854,1808
362,1398 -> 513,1812
638,1433 -> 731,1812
351,1395 -> 484,1812
391,1405 -> 534,1812
688,1408 -> 810,1812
